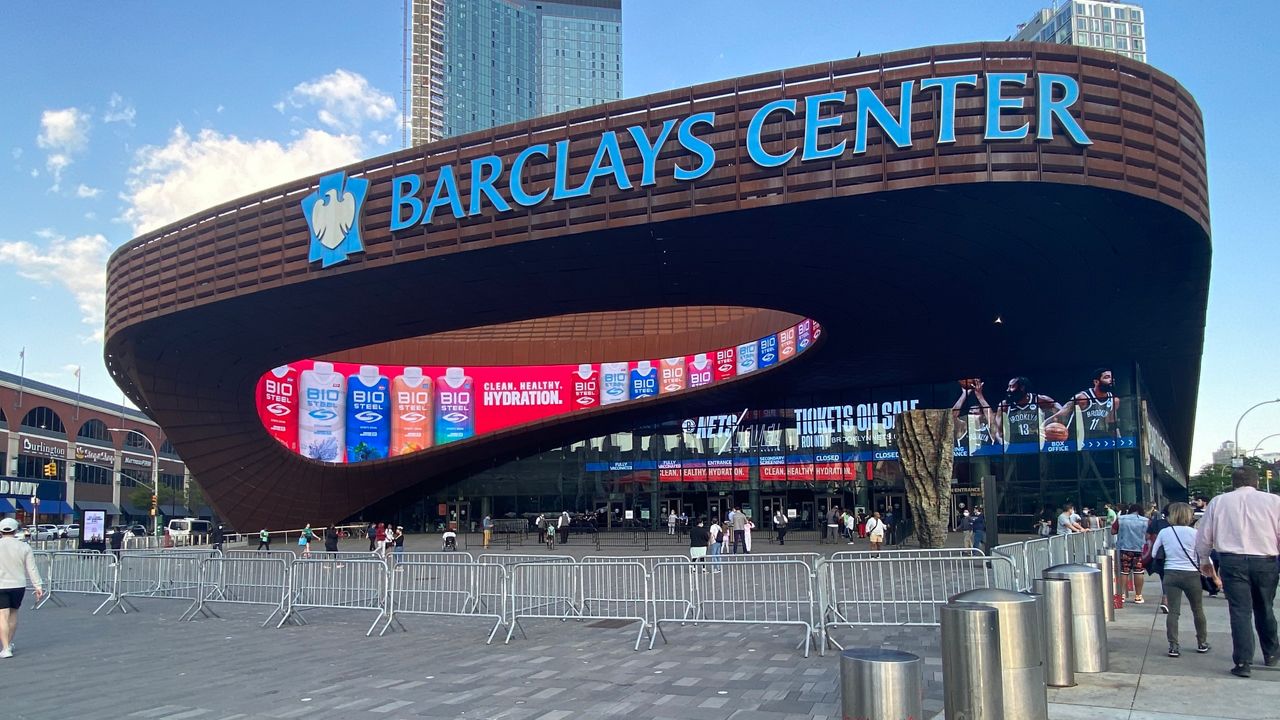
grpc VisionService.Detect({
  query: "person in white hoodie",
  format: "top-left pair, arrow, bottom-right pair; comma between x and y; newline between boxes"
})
0,517 -> 44,658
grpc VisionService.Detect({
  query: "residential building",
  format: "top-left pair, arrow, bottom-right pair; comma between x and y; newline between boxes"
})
1013,1 -> 1147,63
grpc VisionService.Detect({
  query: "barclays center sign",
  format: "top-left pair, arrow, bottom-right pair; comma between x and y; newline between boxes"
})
306,72 -> 1091,267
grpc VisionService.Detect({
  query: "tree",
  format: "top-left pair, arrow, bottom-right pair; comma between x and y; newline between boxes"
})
895,409 -> 955,549
1189,457 -> 1279,499
127,483 -> 181,515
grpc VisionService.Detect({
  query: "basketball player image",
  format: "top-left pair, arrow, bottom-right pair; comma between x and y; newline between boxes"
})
1046,368 -> 1120,440
992,377 -> 1063,449
951,379 -> 996,453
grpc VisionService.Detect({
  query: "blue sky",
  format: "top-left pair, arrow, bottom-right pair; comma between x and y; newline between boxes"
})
1,1 -> 1275,469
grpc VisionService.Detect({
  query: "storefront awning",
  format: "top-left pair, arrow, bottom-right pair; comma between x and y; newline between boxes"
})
120,500 -> 150,516
76,501 -> 122,515
0,498 -> 14,513
19,499 -> 72,514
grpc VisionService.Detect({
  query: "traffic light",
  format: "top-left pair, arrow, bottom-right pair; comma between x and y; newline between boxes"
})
1268,469 -> 1274,483
150,494 -> 158,516
42,461 -> 57,478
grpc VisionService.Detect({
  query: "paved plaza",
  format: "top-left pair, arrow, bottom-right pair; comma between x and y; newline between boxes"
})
3,537 -> 1278,720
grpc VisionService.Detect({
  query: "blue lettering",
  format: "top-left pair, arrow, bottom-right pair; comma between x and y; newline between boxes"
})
421,165 -> 465,225
985,72 -> 1030,140
674,112 -> 717,181
854,81 -> 914,153
802,92 -> 847,161
920,74 -> 978,144
1036,73 -> 1091,145
468,155 -> 512,216
580,131 -> 634,193
509,143 -> 550,207
552,139 -> 589,200
627,119 -> 676,187
389,174 -> 422,230
746,99 -> 797,167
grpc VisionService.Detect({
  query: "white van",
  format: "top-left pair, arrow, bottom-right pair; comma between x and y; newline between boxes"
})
166,518 -> 213,538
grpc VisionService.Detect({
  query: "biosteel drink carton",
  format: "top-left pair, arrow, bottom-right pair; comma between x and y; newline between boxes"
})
435,367 -> 475,444
660,357 -> 687,394
344,365 -> 390,462
758,334 -> 779,369
714,347 -> 737,382
299,361 -> 346,462
736,341 -> 758,375
571,364 -> 599,410
687,353 -> 714,388
600,362 -> 629,406
630,360 -> 658,399
256,365 -> 299,452
391,367 -> 433,455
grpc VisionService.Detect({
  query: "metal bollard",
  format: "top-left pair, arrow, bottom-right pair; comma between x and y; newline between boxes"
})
1033,578 -> 1076,688
1044,563 -> 1108,672
950,588 -> 1048,720
1091,553 -> 1116,621
941,602 -> 1004,720
839,648 -> 923,720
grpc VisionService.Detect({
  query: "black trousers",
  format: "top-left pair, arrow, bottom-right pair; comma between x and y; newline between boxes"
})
1219,553 -> 1280,667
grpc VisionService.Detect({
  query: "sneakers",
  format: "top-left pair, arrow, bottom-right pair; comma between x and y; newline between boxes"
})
1197,642 -> 1211,654
0,648 -> 11,659
1266,655 -> 1279,668
1230,664 -> 1252,678
1159,603 -> 1169,614
1168,643 -> 1180,658
1133,595 -> 1145,604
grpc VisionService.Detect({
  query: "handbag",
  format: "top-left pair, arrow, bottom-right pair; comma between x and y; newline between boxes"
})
1147,545 -> 1165,576
298,536 -> 307,546
1169,528 -> 1215,593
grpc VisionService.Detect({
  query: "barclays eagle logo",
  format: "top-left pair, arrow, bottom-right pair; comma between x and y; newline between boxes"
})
302,171 -> 370,268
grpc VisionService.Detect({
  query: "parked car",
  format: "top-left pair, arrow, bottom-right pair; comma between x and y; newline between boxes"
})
54,524 -> 71,538
65,524 -> 81,538
127,524 -> 149,536
34,524 -> 60,541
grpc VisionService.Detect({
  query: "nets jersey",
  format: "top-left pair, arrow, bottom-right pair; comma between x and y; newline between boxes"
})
1079,390 -> 1117,438
1004,395 -> 1044,445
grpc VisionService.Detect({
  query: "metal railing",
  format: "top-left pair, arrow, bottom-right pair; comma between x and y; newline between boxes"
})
278,557 -> 389,635
181,556 -> 290,626
992,529 -> 1111,591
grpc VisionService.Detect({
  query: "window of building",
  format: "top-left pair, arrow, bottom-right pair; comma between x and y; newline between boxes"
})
1077,35 -> 1090,46
1117,37 -> 1128,50
124,431 -> 152,450
1102,20 -> 1112,33
1116,22 -> 1128,35
1091,18 -> 1101,31
1133,38 -> 1144,51
1103,34 -> 1114,49
18,455 -> 61,480
1077,17 -> 1087,30
1134,53 -> 1145,62
160,438 -> 179,457
20,406 -> 65,435
120,469 -> 146,488
1131,9 -> 1142,22
1132,24 -> 1142,37
1101,5 -> 1111,18
1115,7 -> 1127,20
1075,2 -> 1086,14
75,463 -> 112,486
77,419 -> 111,443
0,407 -> 7,426
1092,33 -> 1102,46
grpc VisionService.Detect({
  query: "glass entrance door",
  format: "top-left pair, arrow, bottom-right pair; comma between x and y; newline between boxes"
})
446,500 -> 470,532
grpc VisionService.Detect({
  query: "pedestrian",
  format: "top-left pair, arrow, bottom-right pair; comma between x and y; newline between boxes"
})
1104,503 -> 1118,527
865,512 -> 886,556
211,524 -> 224,553
482,514 -> 493,549
971,507 -> 986,550
367,521 -> 376,552
884,508 -> 896,544
773,507 -> 788,545
742,517 -> 755,553
392,526 -> 405,563
689,519 -> 710,571
959,510 -> 974,548
1152,502 -> 1217,658
1195,467 -> 1280,678
1146,505 -> 1172,613
668,510 -> 677,535
731,507 -> 748,554
558,510 -> 571,546
544,518 -> 557,550
1058,504 -> 1085,534
324,524 -> 339,553
374,523 -> 387,558
1113,504 -> 1149,604
299,523 -> 315,559
844,510 -> 857,544
708,517 -> 724,572
257,528 -> 270,551
109,525 -> 125,558
0,518 -> 44,659
825,505 -> 840,542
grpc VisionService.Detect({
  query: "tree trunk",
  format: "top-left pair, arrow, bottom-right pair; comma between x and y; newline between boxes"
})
895,409 -> 955,549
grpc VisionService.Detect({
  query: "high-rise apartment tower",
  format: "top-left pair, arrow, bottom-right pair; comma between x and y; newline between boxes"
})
1013,1 -> 1147,63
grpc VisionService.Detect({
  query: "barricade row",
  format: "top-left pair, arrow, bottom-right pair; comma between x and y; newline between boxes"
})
27,546 -> 1038,655
993,529 -> 1111,591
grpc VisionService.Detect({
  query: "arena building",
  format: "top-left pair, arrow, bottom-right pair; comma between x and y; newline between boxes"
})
104,43 -> 1208,535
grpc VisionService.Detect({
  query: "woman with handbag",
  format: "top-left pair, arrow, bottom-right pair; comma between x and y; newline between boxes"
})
1150,502 -> 1221,658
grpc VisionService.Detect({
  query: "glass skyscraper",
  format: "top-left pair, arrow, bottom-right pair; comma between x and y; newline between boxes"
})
1012,1 -> 1147,63
410,0 -> 623,146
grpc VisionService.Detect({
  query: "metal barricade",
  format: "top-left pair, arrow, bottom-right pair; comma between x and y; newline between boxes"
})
650,558 -> 818,657
818,555 -> 1017,645
833,548 -> 984,562
1047,534 -> 1068,566
181,556 -> 290,626
574,560 -> 652,650
223,549 -> 296,564
398,551 -> 475,564
991,542 -> 1028,590
477,554 -> 573,621
503,561 -> 581,644
717,552 -> 823,571
379,560 -> 506,643
103,553 -> 208,615
278,558 -> 389,635
37,551 -> 115,612
1025,537 -> 1053,588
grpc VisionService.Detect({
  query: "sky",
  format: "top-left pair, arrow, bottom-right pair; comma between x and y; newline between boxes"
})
1,1 -> 1276,471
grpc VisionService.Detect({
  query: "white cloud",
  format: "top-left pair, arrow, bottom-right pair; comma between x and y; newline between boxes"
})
76,184 -> 101,198
216,104 -> 225,114
370,130 -> 391,146
285,69 -> 397,132
29,168 -> 38,178
121,125 -> 364,235
0,231 -> 110,343
37,108 -> 90,190
11,147 -> 21,159
103,93 -> 137,126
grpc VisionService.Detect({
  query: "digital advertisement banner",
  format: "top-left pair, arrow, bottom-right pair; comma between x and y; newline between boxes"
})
257,321 -> 818,464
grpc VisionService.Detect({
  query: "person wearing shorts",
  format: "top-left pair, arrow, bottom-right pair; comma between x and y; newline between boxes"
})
0,517 -> 45,658
1113,503 -> 1149,603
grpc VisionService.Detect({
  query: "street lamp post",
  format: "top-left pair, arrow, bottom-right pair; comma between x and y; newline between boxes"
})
1234,399 -> 1280,467
108,428 -> 161,537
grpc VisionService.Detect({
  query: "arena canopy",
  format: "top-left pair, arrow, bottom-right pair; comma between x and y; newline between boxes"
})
104,43 -> 1209,531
